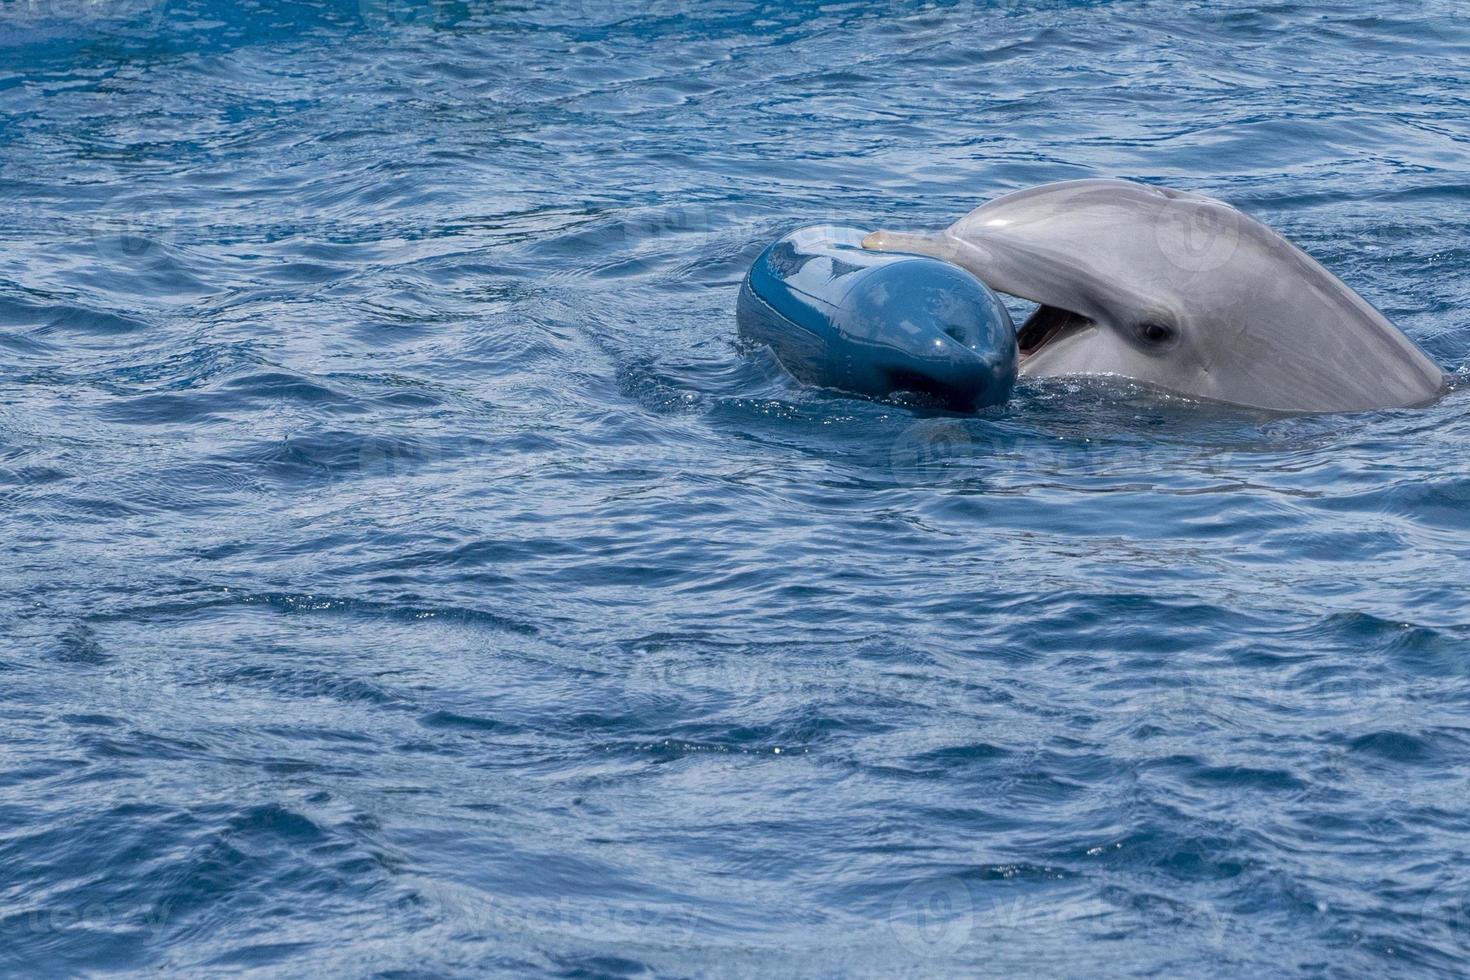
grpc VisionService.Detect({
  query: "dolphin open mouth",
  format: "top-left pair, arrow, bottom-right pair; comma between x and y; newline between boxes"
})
1015,304 -> 1092,364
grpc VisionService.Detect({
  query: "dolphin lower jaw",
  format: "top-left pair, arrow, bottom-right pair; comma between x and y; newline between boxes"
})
1015,304 -> 1095,366
1017,322 -> 1110,377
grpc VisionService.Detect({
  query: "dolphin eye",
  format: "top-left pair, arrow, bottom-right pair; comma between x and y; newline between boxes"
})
1135,320 -> 1177,346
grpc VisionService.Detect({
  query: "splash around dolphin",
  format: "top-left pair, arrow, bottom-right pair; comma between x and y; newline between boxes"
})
864,179 -> 1447,413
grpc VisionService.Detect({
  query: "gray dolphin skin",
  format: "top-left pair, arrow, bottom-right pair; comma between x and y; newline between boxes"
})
863,179 -> 1446,413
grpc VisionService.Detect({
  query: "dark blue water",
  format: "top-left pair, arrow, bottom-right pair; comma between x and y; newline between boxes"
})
3,1 -> 1470,975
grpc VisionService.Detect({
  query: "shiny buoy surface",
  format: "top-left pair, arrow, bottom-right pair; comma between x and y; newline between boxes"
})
738,226 -> 1016,410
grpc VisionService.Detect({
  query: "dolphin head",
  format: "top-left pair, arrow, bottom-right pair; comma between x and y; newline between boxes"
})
864,179 -> 1445,413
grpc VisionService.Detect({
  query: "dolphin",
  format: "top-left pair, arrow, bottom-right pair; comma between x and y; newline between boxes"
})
863,179 -> 1446,413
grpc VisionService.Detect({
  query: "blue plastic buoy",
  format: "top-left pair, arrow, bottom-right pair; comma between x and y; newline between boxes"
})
737,225 -> 1017,410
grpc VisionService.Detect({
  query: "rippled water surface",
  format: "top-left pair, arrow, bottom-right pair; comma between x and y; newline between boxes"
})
3,0 -> 1470,975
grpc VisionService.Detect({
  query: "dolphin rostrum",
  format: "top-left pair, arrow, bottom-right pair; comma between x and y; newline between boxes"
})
863,179 -> 1446,413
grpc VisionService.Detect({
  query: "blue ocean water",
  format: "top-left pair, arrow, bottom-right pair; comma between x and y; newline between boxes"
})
2,0 -> 1470,975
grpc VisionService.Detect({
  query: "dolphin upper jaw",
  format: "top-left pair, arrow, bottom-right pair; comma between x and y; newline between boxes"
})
861,229 -> 971,268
